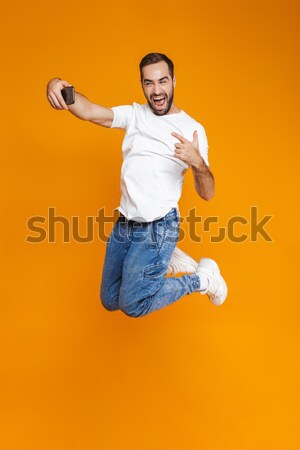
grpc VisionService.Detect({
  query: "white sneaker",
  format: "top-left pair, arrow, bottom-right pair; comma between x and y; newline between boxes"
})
167,246 -> 198,275
196,258 -> 228,306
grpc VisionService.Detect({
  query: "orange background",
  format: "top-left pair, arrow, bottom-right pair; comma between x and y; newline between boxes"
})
1,0 -> 299,449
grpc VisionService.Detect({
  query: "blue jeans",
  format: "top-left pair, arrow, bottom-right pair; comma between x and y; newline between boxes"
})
100,208 -> 201,318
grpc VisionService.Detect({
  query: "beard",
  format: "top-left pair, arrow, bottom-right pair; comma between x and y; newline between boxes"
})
147,88 -> 174,116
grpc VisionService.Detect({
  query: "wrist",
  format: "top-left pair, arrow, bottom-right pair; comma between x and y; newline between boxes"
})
192,157 -> 207,173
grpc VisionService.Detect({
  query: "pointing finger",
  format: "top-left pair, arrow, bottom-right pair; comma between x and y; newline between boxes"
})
171,132 -> 188,143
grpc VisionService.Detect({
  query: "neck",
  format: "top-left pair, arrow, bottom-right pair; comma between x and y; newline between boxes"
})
166,103 -> 181,115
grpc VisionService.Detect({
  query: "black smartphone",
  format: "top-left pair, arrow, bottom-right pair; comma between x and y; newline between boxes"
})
61,86 -> 75,105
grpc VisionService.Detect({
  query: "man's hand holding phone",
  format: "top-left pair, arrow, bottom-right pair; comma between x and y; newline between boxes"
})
46,78 -> 74,110
46,77 -> 110,123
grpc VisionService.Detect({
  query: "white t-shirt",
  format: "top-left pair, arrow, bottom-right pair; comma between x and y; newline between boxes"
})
110,102 -> 209,222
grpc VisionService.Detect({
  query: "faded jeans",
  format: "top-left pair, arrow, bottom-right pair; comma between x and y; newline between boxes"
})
100,207 -> 201,318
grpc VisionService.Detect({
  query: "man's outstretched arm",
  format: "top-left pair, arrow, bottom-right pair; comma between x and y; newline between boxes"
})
46,78 -> 114,128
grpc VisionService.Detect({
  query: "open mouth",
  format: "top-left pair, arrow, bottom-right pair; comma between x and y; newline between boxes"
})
152,96 -> 167,108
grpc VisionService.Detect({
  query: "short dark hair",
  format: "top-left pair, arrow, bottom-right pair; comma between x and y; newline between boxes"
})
139,52 -> 174,80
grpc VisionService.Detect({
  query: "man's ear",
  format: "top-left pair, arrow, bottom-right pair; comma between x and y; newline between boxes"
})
173,76 -> 176,87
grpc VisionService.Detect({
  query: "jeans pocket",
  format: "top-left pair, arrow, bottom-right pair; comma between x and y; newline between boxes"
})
149,219 -> 166,252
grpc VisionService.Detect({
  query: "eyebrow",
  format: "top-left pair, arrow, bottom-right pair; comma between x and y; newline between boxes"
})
143,76 -> 169,83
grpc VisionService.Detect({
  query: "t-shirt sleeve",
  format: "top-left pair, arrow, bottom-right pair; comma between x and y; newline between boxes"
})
110,105 -> 133,130
196,123 -> 210,167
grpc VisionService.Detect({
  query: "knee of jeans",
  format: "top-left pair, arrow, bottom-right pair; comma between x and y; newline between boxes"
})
118,289 -> 142,317
119,301 -> 144,318
100,286 -> 119,312
101,299 -> 118,312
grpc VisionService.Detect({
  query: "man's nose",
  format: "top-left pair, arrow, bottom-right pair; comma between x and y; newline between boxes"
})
153,84 -> 163,95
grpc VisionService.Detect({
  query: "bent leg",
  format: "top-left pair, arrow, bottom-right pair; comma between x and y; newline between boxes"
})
119,210 -> 201,318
